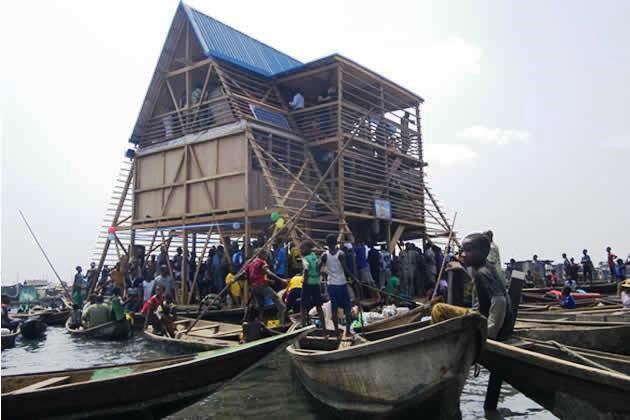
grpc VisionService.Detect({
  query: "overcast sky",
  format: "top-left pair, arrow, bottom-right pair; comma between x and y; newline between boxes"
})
1,0 -> 628,285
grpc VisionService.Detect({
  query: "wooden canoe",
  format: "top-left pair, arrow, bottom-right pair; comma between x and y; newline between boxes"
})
519,307 -> 630,323
1,325 -> 311,419
12,308 -> 71,326
65,318 -> 132,341
287,313 -> 487,417
480,339 -> 630,419
514,319 -> 630,355
142,318 -> 242,352
1,330 -> 19,350
177,303 -> 275,322
523,282 -> 619,295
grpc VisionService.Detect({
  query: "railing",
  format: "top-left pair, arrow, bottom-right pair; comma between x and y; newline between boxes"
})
137,96 -> 235,146
291,102 -> 338,141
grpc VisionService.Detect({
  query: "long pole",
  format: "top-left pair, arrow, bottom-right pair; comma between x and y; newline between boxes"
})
18,209 -> 71,299
432,211 -> 458,300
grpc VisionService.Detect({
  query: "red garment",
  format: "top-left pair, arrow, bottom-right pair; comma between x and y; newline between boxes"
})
245,258 -> 268,286
141,294 -> 164,315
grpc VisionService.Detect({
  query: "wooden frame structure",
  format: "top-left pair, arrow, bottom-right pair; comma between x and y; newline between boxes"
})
95,3 -> 453,303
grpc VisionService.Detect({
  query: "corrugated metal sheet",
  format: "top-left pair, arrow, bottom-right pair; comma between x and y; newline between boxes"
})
183,3 -> 302,77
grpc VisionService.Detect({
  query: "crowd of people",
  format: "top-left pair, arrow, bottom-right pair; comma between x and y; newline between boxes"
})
64,230 -> 629,338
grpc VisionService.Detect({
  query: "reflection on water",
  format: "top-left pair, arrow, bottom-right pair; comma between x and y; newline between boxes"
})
1,326 -> 187,375
2,327 -> 556,419
169,348 -> 557,420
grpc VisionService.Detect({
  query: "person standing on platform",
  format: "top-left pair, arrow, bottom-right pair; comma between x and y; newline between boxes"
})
368,243 -> 382,288
607,247 -> 618,282
232,243 -> 245,274
581,249 -> 594,284
562,253 -> 571,280
211,245 -> 227,295
155,264 -> 175,302
85,262 -> 99,292
414,245 -> 428,298
424,241 -> 437,293
380,244 -> 392,291
320,235 -> 353,336
356,241 -> 376,297
172,247 -> 183,284
299,240 -> 325,331
399,243 -> 416,297
532,255 -> 545,287
142,274 -> 156,306
273,240 -> 289,279
156,246 -> 169,277
236,250 -> 287,323
72,266 -> 85,306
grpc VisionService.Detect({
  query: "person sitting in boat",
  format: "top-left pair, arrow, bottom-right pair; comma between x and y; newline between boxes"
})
141,284 -> 174,336
235,249 -> 288,324
432,232 -> 514,341
241,307 -> 279,343
564,277 -> 578,292
110,288 -> 126,321
83,294 -> 97,313
1,294 -> 21,332
81,295 -> 111,329
560,287 -> 576,309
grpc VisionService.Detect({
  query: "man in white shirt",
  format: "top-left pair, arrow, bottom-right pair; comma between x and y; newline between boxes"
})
289,92 -> 304,110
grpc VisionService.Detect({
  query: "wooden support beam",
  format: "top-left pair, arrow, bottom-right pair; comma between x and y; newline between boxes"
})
187,225 -> 214,303
160,150 -> 186,216
247,135 -> 283,204
279,157 -> 309,206
389,225 -> 405,253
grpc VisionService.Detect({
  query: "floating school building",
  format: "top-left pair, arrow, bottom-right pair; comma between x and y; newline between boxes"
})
95,3 -> 453,302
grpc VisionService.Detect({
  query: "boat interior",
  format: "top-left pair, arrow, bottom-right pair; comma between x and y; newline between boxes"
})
295,320 -> 432,353
1,355 -> 195,394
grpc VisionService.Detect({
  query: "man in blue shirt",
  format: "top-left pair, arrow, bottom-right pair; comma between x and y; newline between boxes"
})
273,240 -> 288,278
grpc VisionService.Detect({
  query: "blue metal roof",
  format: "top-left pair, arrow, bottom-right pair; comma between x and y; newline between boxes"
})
182,3 -> 302,77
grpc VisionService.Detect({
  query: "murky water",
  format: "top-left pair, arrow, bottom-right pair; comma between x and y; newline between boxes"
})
2,327 -> 556,419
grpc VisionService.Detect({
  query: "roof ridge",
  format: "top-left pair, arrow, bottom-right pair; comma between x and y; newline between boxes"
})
182,2 -> 302,66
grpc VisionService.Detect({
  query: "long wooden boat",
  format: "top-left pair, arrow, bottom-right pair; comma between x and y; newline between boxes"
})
523,282 -> 619,295
519,307 -> 630,323
12,307 -> 71,326
1,325 -> 311,419
177,303 -> 275,322
65,319 -> 132,341
1,330 -> 19,350
514,319 -> 630,355
142,318 -> 242,352
287,313 -> 487,418
480,339 -> 630,419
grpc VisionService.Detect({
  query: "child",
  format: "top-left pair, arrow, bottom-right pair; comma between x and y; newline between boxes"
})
560,287 -> 576,309
69,304 -> 82,329
142,284 -> 169,335
385,269 -> 401,304
299,240 -> 326,332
